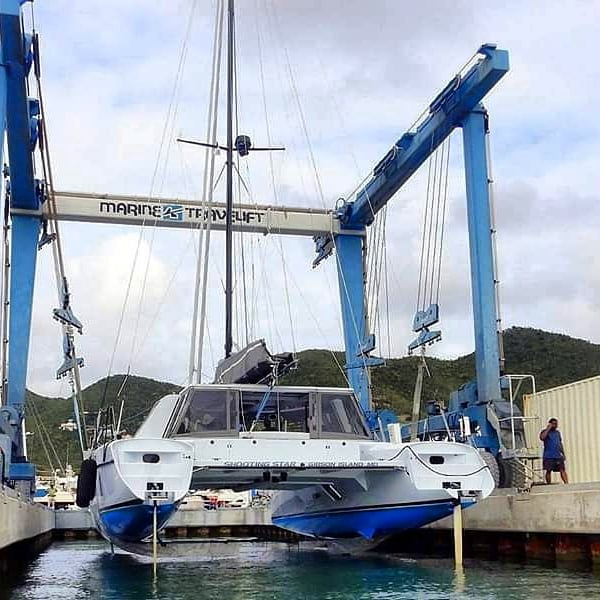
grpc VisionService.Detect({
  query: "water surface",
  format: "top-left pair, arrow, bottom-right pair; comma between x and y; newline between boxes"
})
4,540 -> 600,599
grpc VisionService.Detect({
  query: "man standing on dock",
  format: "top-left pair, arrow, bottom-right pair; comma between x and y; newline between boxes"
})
539,418 -> 569,484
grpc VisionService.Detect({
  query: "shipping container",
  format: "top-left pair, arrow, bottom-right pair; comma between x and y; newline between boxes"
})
523,375 -> 600,484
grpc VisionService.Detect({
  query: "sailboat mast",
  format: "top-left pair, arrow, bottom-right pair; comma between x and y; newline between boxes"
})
224,0 -> 234,358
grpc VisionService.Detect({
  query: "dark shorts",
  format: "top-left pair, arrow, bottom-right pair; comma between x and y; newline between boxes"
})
543,458 -> 565,472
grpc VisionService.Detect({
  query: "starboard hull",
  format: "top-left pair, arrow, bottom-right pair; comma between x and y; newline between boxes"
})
269,440 -> 489,539
272,498 -> 466,539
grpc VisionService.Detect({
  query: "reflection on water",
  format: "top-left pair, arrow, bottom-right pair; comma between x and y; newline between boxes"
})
4,540 -> 600,600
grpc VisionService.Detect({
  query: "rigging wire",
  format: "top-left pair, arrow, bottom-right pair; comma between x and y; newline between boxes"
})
26,396 -> 64,474
429,140 -> 447,305
131,230 -> 198,367
193,0 -> 226,383
434,136 -> 452,304
31,23 -> 88,450
188,0 -> 225,384
232,10 -> 249,349
129,0 -> 198,374
96,0 -> 198,419
382,222 -> 392,358
368,206 -> 388,354
416,138 -> 434,313
255,5 -> 296,353
25,403 -> 54,474
271,7 -> 377,378
271,241 -> 349,384
268,2 -> 327,210
421,143 -> 440,311
267,0 -> 372,387
415,136 -> 452,315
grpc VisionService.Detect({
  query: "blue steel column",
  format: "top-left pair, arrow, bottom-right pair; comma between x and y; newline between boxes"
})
334,233 -> 371,411
461,105 -> 501,404
7,217 -> 39,423
0,0 -> 41,470
0,1 -> 8,471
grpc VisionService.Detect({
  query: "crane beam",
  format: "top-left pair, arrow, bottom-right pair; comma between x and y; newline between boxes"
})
38,191 -> 354,238
339,44 -> 508,228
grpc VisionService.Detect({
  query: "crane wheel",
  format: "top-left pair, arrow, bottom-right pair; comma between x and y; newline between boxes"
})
498,456 -> 527,489
478,450 -> 500,488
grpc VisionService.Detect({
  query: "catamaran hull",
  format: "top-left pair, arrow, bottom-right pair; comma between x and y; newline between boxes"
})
270,473 -> 475,540
269,440 -> 490,539
272,498 -> 464,539
89,438 -> 193,549
93,500 -> 178,543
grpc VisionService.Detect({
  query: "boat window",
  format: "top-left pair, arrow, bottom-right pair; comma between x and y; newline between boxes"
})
240,391 -> 309,433
278,393 -> 310,433
320,393 -> 369,437
175,389 -> 231,434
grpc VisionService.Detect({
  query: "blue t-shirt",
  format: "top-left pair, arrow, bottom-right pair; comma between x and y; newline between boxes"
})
542,429 -> 563,459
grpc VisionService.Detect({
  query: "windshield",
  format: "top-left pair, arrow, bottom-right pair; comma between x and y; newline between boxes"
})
240,391 -> 310,433
169,386 -> 369,439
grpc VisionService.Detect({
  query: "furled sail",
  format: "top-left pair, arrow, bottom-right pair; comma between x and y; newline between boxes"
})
213,339 -> 295,384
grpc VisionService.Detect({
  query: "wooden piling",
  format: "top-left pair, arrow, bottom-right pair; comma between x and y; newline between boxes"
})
453,503 -> 463,568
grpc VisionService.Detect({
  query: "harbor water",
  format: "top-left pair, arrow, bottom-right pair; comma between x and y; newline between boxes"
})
3,540 -> 600,599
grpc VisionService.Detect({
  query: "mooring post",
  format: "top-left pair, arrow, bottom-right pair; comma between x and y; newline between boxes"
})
453,499 -> 463,568
152,501 -> 158,577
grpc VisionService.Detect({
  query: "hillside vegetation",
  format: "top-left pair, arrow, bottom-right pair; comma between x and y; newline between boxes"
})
26,327 -> 600,473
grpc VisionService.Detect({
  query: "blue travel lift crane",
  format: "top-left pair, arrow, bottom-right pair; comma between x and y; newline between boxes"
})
316,43 -> 528,487
0,0 -> 43,494
0,0 -> 522,494
0,0 -> 84,493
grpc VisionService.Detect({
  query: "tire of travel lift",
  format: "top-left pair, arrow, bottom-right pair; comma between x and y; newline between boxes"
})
478,450 -> 501,488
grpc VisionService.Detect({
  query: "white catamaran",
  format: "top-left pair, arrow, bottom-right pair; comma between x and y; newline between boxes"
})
81,350 -> 493,551
75,0 -> 495,553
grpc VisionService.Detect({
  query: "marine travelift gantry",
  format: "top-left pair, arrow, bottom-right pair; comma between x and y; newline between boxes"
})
0,0 -> 511,491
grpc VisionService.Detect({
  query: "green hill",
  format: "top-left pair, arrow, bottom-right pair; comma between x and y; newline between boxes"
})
284,326 -> 600,415
25,327 -> 600,474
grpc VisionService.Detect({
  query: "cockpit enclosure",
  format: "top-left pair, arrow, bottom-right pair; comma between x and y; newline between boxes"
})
166,385 -> 371,440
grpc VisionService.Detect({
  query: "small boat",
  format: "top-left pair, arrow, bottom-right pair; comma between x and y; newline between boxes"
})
34,464 -> 79,509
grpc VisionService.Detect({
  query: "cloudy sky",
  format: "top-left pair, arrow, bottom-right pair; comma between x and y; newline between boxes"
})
21,0 -> 600,396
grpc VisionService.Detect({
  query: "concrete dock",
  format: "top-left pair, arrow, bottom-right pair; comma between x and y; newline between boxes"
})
53,505 -> 273,532
384,483 -> 600,567
429,483 -> 600,534
53,505 -> 286,541
0,486 -> 54,572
